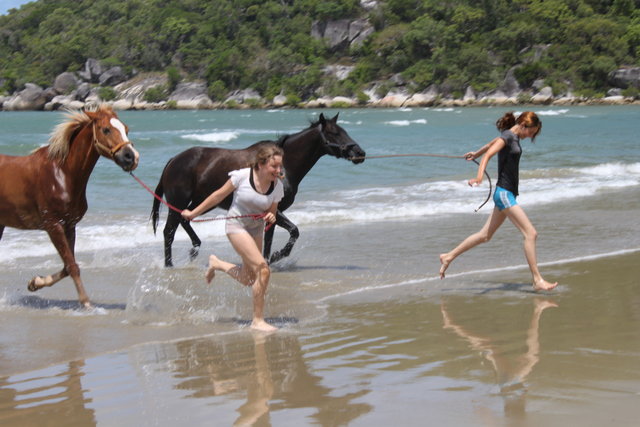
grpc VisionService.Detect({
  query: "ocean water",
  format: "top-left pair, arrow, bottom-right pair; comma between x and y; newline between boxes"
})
0,106 -> 639,425
0,106 -> 638,260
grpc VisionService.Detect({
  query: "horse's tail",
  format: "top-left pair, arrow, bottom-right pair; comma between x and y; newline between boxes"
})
151,161 -> 172,235
151,179 -> 163,235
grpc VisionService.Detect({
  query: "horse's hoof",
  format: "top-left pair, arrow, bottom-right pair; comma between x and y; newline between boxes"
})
189,246 -> 200,261
27,278 -> 40,292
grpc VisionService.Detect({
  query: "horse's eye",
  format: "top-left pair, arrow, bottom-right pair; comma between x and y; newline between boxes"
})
102,128 -> 111,135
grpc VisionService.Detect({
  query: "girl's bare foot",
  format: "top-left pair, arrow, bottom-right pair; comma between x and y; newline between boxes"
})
533,278 -> 558,292
205,255 -> 221,284
251,319 -> 278,332
439,253 -> 451,279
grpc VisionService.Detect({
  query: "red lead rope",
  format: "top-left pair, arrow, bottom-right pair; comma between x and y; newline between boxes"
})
130,172 -> 273,230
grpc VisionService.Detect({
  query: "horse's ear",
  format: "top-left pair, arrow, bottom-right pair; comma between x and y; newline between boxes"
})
319,113 -> 326,126
332,113 -> 339,122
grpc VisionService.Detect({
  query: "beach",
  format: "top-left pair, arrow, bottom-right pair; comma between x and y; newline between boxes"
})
0,106 -> 639,425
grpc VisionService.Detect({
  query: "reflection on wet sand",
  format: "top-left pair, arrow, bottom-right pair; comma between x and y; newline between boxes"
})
441,297 -> 558,422
0,360 -> 95,426
171,331 -> 371,425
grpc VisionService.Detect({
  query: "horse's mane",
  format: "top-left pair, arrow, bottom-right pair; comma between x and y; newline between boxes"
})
47,104 -> 110,161
275,119 -> 319,148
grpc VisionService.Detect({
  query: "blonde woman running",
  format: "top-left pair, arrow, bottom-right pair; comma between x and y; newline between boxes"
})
182,144 -> 284,331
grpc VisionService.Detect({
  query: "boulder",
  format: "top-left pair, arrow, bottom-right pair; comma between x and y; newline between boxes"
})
552,92 -> 578,105
175,96 -> 215,109
272,93 -> 287,107
349,19 -> 375,48
501,67 -> 521,98
477,90 -> 510,105
330,96 -> 355,107
311,18 -> 374,50
463,86 -> 477,103
169,81 -> 209,101
115,74 -> 167,103
75,82 -> 92,101
224,88 -> 263,105
111,99 -> 133,110
323,65 -> 355,81
608,67 -> 640,89
53,72 -> 79,94
78,58 -> 104,83
3,83 -> 48,110
360,0 -> 380,11
303,97 -> 332,108
404,85 -> 439,106
44,95 -> 84,111
377,89 -> 409,107
99,66 -> 127,86
531,86 -> 553,104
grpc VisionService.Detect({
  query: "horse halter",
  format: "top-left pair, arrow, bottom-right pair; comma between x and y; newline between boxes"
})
91,121 -> 133,158
316,123 -> 358,157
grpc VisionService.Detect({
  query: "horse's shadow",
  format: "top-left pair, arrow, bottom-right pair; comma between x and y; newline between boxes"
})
14,295 -> 126,311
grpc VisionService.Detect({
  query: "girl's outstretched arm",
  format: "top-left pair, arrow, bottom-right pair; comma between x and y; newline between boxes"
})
182,179 -> 236,220
468,138 -> 505,186
465,136 -> 503,160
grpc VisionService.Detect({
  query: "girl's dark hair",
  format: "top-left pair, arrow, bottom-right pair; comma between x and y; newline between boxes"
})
496,112 -> 516,131
251,143 -> 284,170
496,111 -> 542,141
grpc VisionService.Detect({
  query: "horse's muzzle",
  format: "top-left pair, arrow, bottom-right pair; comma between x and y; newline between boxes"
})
348,147 -> 366,164
114,145 -> 140,171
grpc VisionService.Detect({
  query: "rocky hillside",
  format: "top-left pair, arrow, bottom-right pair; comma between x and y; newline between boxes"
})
1,0 -> 639,110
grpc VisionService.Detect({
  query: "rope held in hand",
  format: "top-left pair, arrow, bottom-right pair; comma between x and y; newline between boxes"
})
129,172 -> 271,228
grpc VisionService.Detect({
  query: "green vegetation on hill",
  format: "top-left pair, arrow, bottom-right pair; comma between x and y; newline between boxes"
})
1,0 -> 638,99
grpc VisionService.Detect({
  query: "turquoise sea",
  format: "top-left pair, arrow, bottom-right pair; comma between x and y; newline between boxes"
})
0,106 -> 639,426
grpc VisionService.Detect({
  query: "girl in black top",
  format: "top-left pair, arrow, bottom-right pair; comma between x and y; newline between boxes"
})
439,112 -> 557,291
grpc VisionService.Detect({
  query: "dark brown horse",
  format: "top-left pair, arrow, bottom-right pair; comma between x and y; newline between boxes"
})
0,105 -> 139,308
151,113 -> 365,267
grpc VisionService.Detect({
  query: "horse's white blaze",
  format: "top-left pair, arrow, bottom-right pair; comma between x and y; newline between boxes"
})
110,118 -> 129,142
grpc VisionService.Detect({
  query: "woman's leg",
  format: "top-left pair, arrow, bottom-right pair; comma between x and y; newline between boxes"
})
439,207 -> 507,278
211,231 -> 276,331
504,205 -> 557,291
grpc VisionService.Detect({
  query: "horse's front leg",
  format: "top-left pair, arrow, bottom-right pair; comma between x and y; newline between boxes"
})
268,211 -> 299,264
263,221 -> 276,262
28,224 -> 91,308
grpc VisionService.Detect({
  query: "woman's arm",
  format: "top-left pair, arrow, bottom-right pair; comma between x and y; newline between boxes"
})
468,138 -> 505,186
181,179 -> 236,220
464,136 -> 503,160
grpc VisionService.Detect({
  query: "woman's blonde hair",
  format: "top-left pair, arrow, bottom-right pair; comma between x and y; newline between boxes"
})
251,144 -> 284,170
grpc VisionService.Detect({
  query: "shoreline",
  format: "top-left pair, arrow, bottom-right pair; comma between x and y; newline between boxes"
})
1,95 -> 639,113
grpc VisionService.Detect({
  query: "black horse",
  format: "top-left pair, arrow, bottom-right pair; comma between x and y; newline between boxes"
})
151,113 -> 366,267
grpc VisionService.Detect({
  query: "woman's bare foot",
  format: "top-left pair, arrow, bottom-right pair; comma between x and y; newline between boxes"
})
439,253 -> 451,279
533,278 -> 558,292
205,255 -> 221,284
251,319 -> 278,332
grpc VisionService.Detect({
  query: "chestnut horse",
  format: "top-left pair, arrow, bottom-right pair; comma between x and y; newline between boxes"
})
0,106 -> 139,308
151,113 -> 366,267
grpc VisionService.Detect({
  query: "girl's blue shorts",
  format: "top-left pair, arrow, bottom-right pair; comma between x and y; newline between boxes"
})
493,186 -> 518,211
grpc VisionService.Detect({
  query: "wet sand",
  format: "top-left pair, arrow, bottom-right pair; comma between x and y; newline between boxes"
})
1,184 -> 639,425
1,251 -> 639,426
